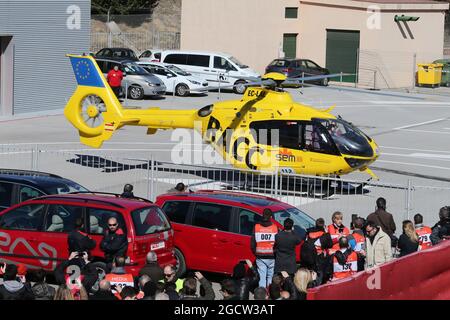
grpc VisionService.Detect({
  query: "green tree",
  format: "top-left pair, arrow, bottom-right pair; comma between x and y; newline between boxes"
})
92,0 -> 160,15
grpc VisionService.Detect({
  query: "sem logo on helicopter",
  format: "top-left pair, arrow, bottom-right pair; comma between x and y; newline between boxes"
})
276,153 -> 296,162
247,89 -> 267,98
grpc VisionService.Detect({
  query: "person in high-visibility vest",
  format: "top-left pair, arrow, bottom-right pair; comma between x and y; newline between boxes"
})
306,218 -> 326,256
327,211 -> 350,255
251,208 -> 278,288
347,217 -> 366,271
332,236 -> 358,281
414,213 -> 433,250
105,256 -> 134,299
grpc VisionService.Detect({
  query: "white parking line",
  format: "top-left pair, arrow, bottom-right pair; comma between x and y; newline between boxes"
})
399,129 -> 450,135
382,152 -> 450,162
393,118 -> 447,130
380,146 -> 450,154
377,160 -> 450,171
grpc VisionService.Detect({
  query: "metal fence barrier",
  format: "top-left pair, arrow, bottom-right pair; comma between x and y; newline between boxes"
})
1,145 -> 449,231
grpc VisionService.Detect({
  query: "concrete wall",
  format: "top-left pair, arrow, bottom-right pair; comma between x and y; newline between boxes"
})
181,0 -> 448,88
181,0 -> 301,74
299,0 -> 448,88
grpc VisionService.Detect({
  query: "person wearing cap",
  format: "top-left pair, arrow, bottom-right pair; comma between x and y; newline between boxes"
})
138,251 -> 164,282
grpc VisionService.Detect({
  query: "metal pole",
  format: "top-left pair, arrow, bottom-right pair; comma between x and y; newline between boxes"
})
406,179 -> 412,220
150,155 -> 155,201
355,49 -> 359,88
412,53 -> 417,91
218,74 -> 221,100
302,72 -> 305,86
107,7 -> 112,47
340,71 -> 343,84
124,82 -> 128,107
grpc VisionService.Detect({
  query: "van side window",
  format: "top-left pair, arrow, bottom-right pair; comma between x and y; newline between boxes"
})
214,57 -> 236,71
192,203 -> 232,231
0,204 -> 46,231
0,182 -> 13,208
187,54 -> 210,67
161,201 -> 191,224
164,54 -> 187,65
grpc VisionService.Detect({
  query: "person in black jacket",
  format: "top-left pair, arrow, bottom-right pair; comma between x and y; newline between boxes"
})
68,217 -> 96,255
397,220 -> 419,257
179,272 -> 215,300
89,280 -> 118,300
100,217 -> 128,264
138,251 -> 164,282
0,264 -> 35,300
220,278 -> 240,300
431,206 -> 450,245
231,260 -> 259,300
120,184 -> 135,198
274,218 -> 303,275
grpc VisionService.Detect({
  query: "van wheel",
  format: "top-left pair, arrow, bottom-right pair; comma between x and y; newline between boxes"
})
174,248 -> 186,278
234,80 -> 247,94
129,85 -> 144,100
175,84 -> 190,97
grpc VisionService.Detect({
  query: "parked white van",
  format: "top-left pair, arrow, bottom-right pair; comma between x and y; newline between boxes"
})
157,50 -> 260,94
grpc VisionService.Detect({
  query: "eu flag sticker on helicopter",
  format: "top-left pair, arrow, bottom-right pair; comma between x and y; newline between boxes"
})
69,56 -> 105,88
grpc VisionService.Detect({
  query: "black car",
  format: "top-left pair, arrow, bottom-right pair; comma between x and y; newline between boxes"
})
95,47 -> 139,61
0,169 -> 88,210
265,58 -> 330,86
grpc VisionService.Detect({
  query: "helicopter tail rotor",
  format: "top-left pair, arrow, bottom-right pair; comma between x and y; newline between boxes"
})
65,54 -> 126,148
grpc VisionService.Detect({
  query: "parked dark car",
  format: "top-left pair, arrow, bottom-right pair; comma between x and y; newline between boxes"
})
95,47 -> 139,61
0,169 -> 88,210
265,58 -> 330,86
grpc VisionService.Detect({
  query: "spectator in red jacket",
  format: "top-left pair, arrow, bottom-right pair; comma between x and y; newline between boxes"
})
107,65 -> 123,98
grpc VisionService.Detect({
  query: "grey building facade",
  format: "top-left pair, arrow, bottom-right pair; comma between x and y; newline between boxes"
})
0,0 -> 90,116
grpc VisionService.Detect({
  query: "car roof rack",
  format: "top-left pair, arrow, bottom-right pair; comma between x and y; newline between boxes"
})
0,168 -> 62,178
68,191 -> 153,203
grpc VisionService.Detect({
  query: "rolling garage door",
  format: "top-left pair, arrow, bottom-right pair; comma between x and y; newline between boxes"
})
325,30 -> 360,83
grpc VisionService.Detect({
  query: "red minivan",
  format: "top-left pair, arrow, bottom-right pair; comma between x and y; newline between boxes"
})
155,190 -> 315,275
0,193 -> 176,276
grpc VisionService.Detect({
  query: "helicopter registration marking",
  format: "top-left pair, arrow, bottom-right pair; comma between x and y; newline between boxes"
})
280,167 -> 295,174
247,89 -> 267,98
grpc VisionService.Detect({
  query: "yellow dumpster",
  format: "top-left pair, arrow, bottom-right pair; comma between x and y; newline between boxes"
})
417,63 -> 443,87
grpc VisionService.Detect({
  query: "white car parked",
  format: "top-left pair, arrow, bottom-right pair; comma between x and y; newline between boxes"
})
137,61 -> 209,97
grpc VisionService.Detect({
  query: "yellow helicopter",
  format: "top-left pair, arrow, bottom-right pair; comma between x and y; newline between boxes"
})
64,54 -> 380,179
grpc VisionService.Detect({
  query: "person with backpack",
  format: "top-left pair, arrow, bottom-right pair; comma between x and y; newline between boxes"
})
331,237 -> 358,281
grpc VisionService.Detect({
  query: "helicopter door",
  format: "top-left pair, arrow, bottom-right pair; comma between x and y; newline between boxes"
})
303,123 -> 339,155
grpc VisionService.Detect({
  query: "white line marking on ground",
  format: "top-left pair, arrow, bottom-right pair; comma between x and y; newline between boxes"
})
370,101 -> 450,105
399,129 -> 450,135
393,118 -> 446,130
380,146 -> 450,154
377,160 -> 450,171
382,153 -> 450,162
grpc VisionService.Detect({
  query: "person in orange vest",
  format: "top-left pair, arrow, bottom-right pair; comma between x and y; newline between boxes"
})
307,218 -> 326,256
107,65 -> 123,98
414,213 -> 432,250
348,217 -> 366,271
251,208 -> 278,288
104,256 -> 134,299
327,211 -> 350,255
332,236 -> 358,281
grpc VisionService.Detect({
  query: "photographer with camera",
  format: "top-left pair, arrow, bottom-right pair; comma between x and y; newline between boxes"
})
68,217 -> 96,256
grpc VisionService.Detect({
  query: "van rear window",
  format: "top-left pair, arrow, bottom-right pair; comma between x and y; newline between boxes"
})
132,206 -> 171,236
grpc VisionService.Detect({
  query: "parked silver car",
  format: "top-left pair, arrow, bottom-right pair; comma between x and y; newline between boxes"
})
95,58 -> 166,99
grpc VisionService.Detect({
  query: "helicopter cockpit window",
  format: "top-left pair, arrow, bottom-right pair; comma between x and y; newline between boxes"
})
250,120 -> 302,150
315,118 -> 373,157
304,123 -> 338,155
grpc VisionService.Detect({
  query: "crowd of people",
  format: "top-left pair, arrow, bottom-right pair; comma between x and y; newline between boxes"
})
0,186 -> 448,300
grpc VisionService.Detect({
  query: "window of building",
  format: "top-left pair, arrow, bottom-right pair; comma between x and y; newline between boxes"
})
285,7 -> 298,19
283,34 -> 298,59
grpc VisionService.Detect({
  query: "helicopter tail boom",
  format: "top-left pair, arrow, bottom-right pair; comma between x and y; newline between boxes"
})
64,55 -> 197,148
